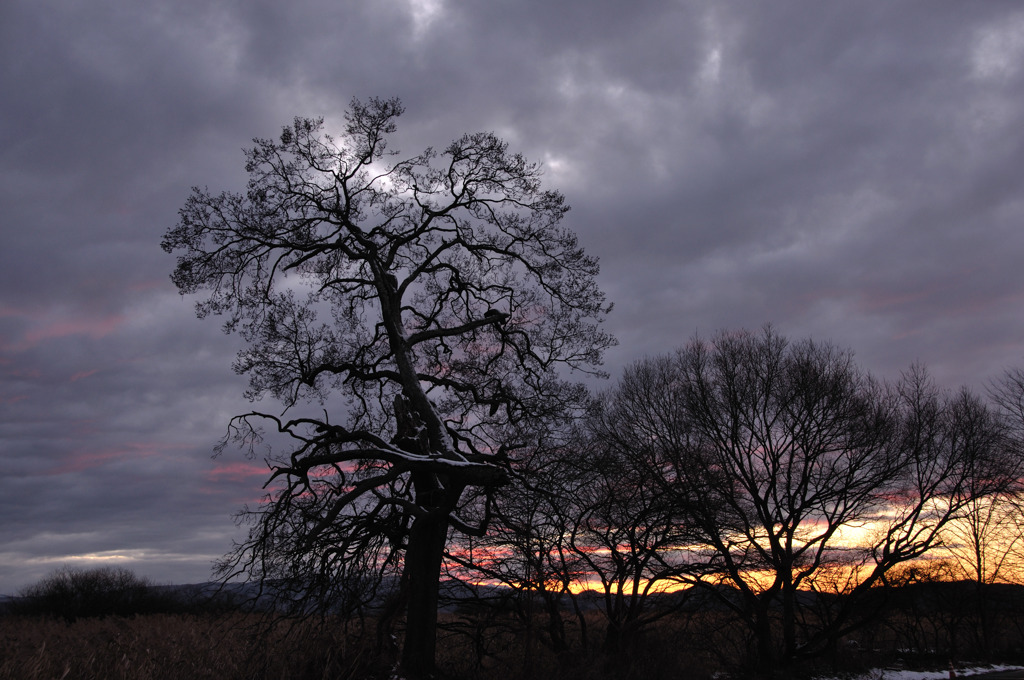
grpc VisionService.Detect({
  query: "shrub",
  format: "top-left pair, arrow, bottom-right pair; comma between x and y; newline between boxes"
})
13,566 -> 172,620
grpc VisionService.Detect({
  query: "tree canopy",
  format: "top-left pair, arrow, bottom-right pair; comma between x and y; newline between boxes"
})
162,97 -> 614,677
587,328 -> 1016,671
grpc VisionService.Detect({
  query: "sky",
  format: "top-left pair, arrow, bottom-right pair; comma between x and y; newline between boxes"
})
2,0 -> 1024,595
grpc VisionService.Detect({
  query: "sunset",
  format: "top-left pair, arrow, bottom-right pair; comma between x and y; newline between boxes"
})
3,1 -> 1024,678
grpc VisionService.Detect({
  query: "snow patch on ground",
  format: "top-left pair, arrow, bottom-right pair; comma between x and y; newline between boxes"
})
818,665 -> 1024,680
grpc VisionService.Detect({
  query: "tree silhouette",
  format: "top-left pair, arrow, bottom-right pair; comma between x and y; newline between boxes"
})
162,97 -> 613,678
593,328 -> 1014,673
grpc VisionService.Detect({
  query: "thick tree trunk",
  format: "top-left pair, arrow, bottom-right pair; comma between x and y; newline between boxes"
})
400,511 -> 449,680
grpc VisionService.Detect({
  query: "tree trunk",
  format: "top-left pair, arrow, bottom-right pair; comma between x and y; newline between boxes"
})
603,618 -> 623,653
543,593 -> 568,652
400,511 -> 449,680
976,576 -> 993,660
782,581 -> 797,662
753,612 -> 777,678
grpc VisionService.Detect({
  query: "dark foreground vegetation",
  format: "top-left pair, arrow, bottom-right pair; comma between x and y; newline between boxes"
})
4,566 -> 1024,679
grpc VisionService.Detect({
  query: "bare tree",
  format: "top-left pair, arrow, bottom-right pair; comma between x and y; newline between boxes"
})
991,368 -> 1024,440
16,566 -> 157,621
940,492 -> 1024,657
939,367 -> 1024,590
162,98 -> 613,678
936,367 -> 1024,657
450,402 -> 697,660
596,328 -> 1014,674
443,421 -> 593,673
573,405 -> 699,654
986,369 -> 1024,583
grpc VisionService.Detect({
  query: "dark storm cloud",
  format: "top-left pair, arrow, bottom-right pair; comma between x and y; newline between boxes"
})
2,0 -> 1024,592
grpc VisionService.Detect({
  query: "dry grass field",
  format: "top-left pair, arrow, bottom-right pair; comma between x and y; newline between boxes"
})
0,608 -> 829,680
0,609 -> 732,680
0,613 -> 373,680
4,584 -> 1024,680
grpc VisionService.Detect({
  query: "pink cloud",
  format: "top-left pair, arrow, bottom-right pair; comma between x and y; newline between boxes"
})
129,279 -> 164,292
45,442 -> 161,476
207,461 -> 269,482
0,305 -> 27,319
48,450 -> 131,475
25,314 -> 125,344
70,369 -> 100,382
0,307 -> 126,353
5,367 -> 41,379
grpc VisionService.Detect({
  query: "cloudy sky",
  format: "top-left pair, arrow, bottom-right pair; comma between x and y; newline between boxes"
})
3,0 -> 1024,594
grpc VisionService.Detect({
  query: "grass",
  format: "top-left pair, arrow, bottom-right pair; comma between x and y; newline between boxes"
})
4,597 -> 1024,680
0,613 -> 380,680
0,609 -> 731,680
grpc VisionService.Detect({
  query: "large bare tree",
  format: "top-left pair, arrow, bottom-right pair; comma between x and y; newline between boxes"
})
162,98 -> 613,678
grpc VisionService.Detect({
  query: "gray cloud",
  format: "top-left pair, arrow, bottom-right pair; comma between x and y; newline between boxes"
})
2,0 -> 1024,593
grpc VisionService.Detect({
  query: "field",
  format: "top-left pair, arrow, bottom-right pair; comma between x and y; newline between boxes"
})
0,613 -> 370,680
0,610 -> 725,680
4,580 -> 1024,680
